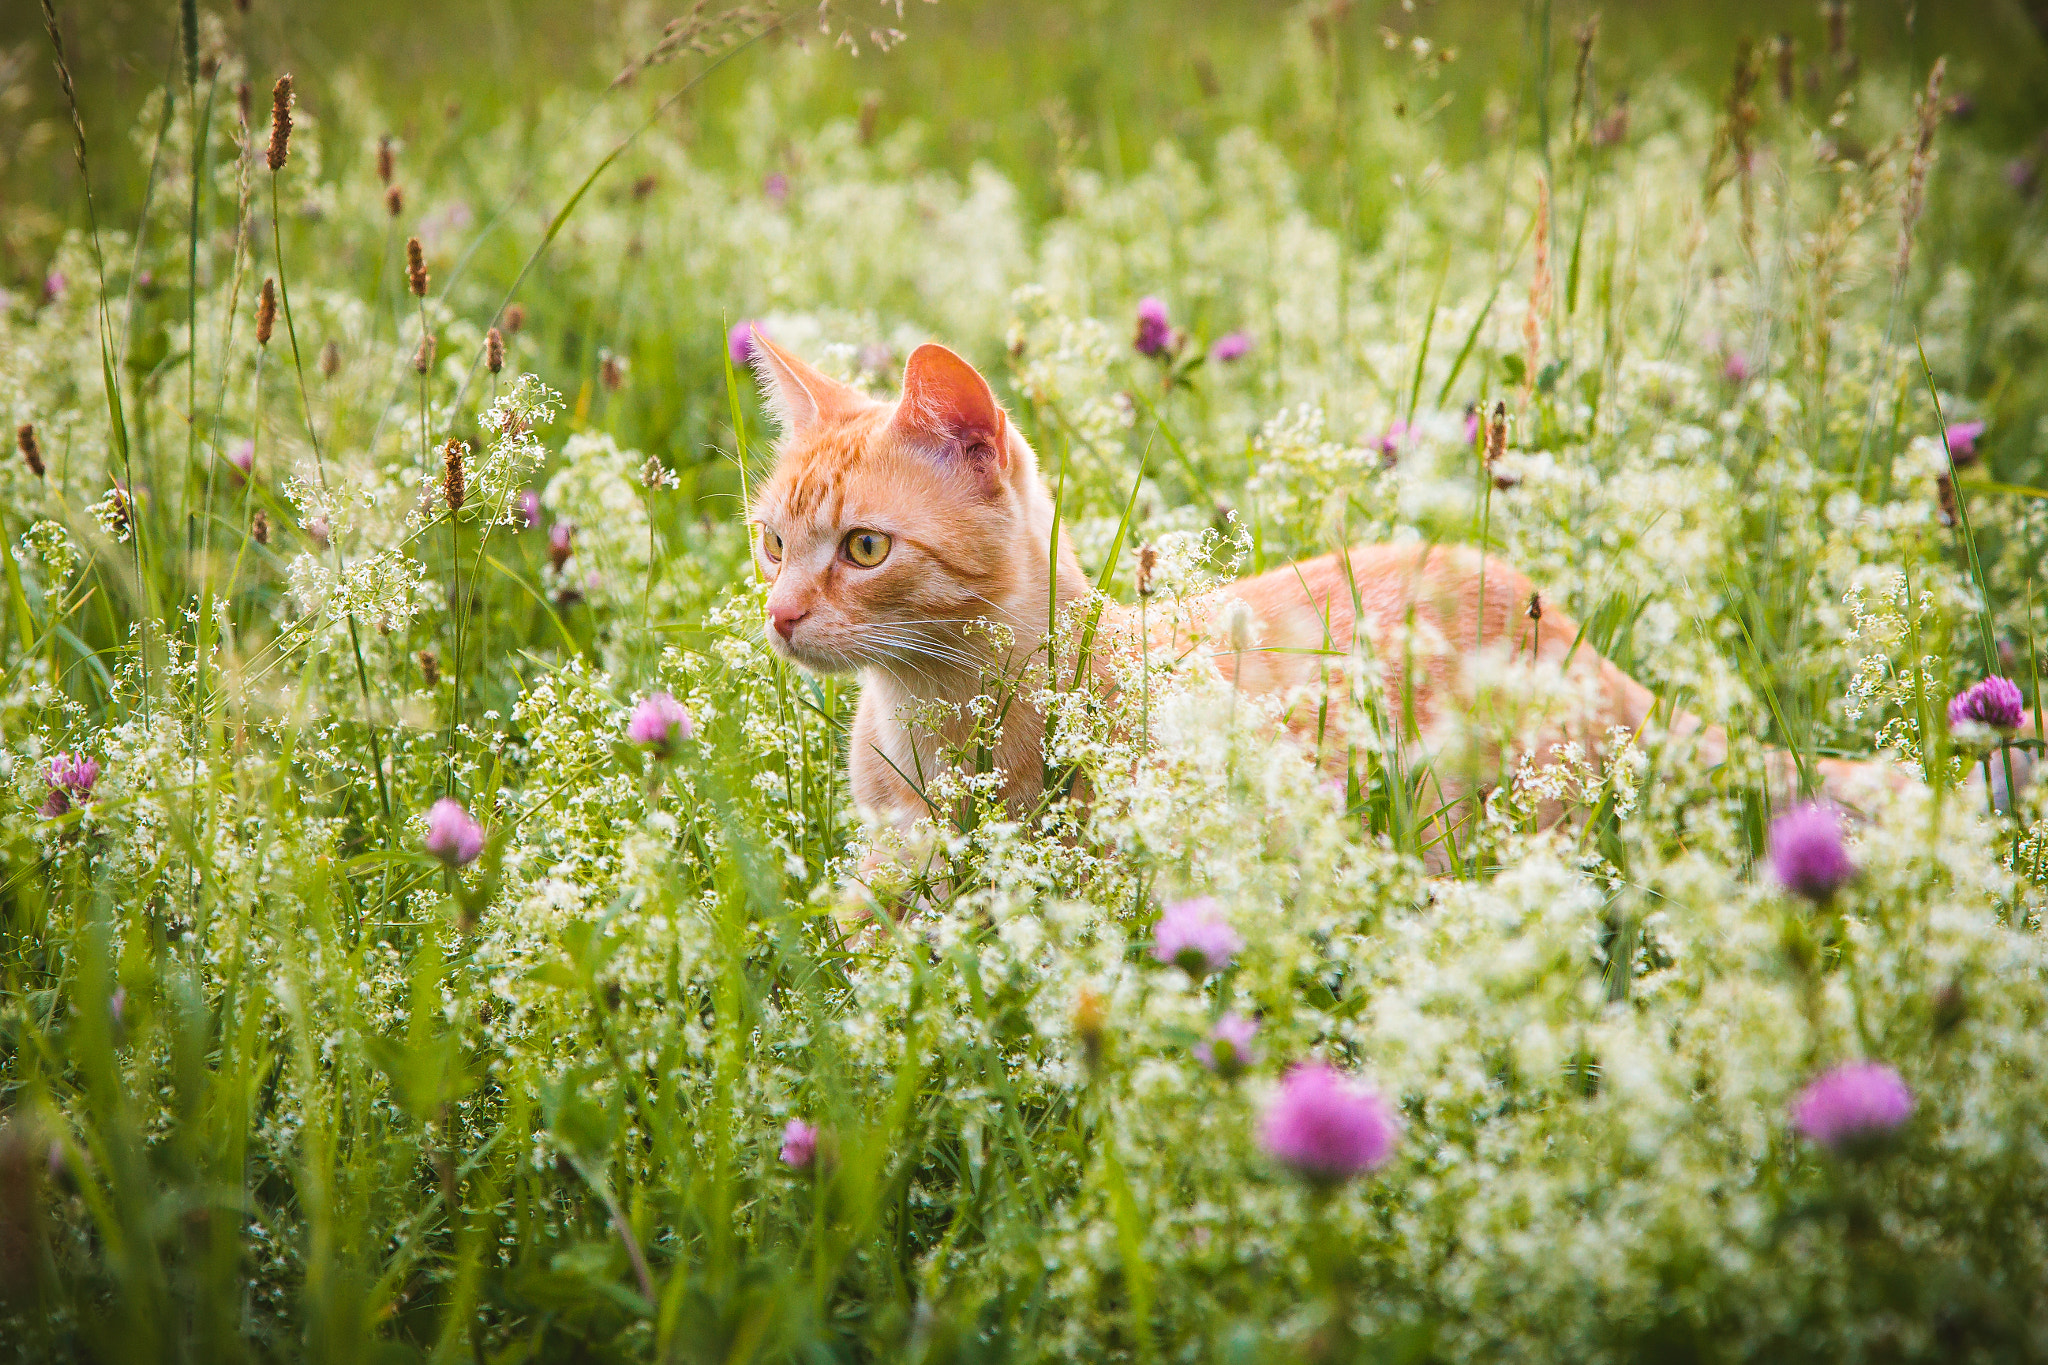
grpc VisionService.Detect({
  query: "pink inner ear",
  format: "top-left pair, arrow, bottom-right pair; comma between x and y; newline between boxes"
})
897,344 -> 1006,467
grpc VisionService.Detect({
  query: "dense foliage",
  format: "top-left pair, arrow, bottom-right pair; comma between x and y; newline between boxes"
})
5,2 -> 2048,1360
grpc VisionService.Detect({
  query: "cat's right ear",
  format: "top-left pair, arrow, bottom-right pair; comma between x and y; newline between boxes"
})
747,328 -> 864,438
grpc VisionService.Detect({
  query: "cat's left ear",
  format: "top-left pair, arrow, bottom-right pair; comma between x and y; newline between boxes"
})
891,343 -> 1009,487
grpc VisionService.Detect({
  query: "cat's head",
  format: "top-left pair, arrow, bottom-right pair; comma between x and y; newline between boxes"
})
746,331 -> 1046,674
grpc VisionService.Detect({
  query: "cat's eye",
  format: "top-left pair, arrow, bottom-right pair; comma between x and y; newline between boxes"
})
759,526 -> 783,562
843,528 -> 891,568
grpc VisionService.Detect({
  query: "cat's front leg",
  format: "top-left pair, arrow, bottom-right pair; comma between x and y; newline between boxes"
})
836,702 -> 948,939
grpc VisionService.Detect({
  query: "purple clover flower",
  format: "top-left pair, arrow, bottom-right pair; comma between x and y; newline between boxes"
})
1208,331 -> 1251,363
1769,802 -> 1853,902
763,172 -> 789,204
1950,676 -> 2025,734
1723,352 -> 1754,384
627,691 -> 693,756
1133,296 -> 1173,357
728,320 -> 762,369
227,439 -> 254,482
1259,1061 -> 1401,1184
47,753 -> 100,796
780,1118 -> 819,1169
518,489 -> 541,528
1943,420 -> 1985,461
423,797 -> 485,868
1195,1014 -> 1260,1079
1790,1060 -> 1914,1152
1151,896 -> 1241,977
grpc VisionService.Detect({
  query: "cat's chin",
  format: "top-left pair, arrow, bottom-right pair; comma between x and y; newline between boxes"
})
766,634 -> 859,676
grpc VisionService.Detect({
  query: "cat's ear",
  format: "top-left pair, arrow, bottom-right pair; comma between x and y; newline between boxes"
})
748,329 -> 864,438
891,343 -> 1009,486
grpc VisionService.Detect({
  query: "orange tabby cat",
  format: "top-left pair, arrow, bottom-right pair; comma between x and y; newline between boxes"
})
745,332 -> 1895,861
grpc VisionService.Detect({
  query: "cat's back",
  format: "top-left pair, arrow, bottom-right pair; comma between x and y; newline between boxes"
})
1224,542 -> 1541,656
1119,542 -> 1557,710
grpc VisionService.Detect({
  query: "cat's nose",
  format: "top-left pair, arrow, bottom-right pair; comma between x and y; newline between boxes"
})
770,605 -> 808,641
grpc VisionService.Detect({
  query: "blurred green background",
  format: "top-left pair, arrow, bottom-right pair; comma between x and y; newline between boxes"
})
8,0 -> 2048,250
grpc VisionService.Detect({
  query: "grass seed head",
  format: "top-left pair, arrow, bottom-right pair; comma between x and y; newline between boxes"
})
256,277 -> 277,345
251,508 -> 269,544
486,327 -> 504,374
266,74 -> 293,171
406,236 -> 428,297
385,184 -> 404,218
376,134 -> 394,185
442,438 -> 467,512
16,423 -> 44,478
319,339 -> 340,377
414,331 -> 436,375
502,303 -> 526,334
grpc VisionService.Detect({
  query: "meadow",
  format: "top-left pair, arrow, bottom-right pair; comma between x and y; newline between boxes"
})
6,0 -> 2048,1359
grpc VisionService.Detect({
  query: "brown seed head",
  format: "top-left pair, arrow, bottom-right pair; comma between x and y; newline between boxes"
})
405,237 -> 428,298
442,438 -> 467,512
256,277 -> 277,345
385,184 -> 404,218
413,332 -> 436,375
599,351 -> 626,392
376,134 -> 394,185
265,74 -> 293,172
250,508 -> 269,544
485,327 -> 504,375
859,91 -> 882,144
501,303 -> 526,335
1526,592 -> 1542,622
16,424 -> 44,478
1137,543 -> 1158,598
631,173 -> 657,201
1484,401 -> 1507,468
235,80 -> 251,128
1936,473 -> 1958,527
418,649 -> 441,687
319,339 -> 340,377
